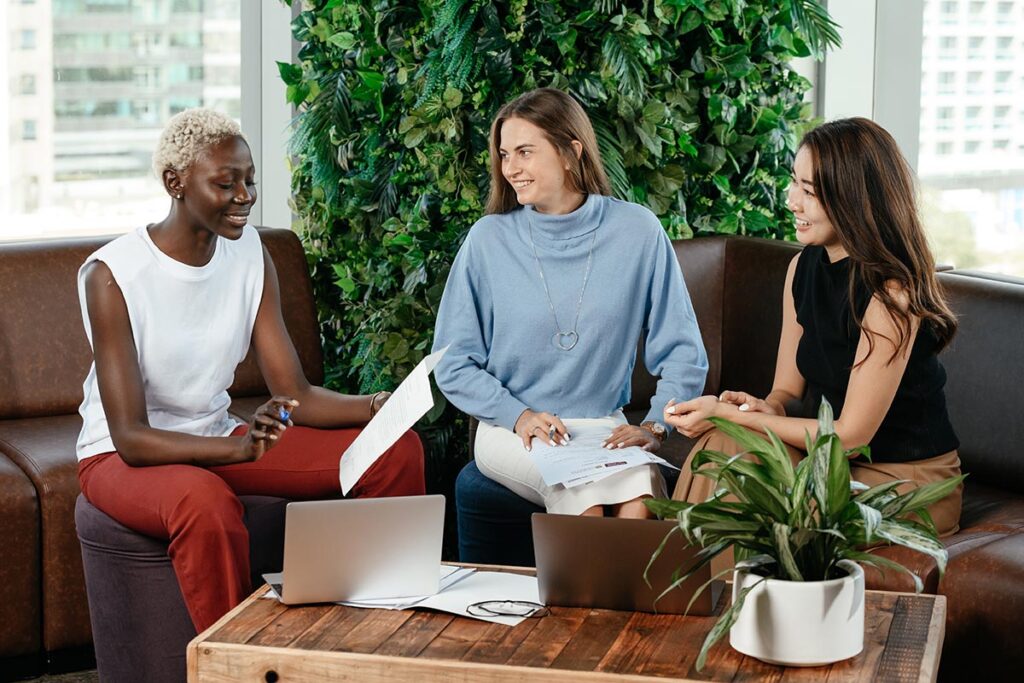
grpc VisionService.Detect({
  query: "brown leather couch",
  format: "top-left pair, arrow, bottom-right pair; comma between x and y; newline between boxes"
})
0,228 -> 321,679
622,236 -> 1023,681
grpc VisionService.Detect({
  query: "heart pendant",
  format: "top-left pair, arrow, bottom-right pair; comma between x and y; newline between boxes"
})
554,331 -> 579,351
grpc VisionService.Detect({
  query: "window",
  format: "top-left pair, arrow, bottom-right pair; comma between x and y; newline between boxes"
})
967,35 -> 985,58
19,74 -> 36,95
994,70 -> 1012,92
965,105 -> 983,129
996,36 -> 1014,59
20,30 -> 37,50
918,0 -> 1024,276
966,71 -> 984,93
937,106 -> 955,130
3,0 -> 247,242
939,35 -> 958,59
937,71 -> 956,93
994,105 -> 1011,128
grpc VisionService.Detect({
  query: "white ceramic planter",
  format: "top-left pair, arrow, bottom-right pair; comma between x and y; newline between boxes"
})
729,560 -> 865,667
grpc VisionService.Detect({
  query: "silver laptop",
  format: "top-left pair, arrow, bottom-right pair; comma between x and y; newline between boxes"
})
270,495 -> 445,605
532,513 -> 723,615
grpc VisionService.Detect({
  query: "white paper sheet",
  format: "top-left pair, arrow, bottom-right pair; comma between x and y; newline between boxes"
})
261,566 -> 540,627
261,564 -> 470,605
339,346 -> 448,494
530,421 -> 677,488
416,570 -> 541,626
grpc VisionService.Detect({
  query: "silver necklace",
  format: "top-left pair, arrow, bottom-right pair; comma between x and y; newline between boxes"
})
527,217 -> 598,351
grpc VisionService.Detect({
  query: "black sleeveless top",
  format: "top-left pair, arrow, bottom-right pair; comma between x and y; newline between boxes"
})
792,246 -> 959,463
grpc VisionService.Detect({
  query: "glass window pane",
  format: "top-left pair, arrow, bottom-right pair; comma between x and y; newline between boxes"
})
2,0 -> 242,241
919,0 -> 1024,276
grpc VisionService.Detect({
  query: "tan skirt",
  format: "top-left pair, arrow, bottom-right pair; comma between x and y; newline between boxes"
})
672,428 -> 963,536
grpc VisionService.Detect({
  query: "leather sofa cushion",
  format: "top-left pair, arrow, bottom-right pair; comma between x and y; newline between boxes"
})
939,271 -> 1024,492
0,454 -> 41,658
939,531 -> 1024,681
228,229 -> 324,396
0,396 -> 285,653
0,414 -> 90,651
0,228 -> 322,420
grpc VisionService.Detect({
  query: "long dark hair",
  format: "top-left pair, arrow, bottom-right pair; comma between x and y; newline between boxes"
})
800,117 -> 957,360
485,88 -> 612,215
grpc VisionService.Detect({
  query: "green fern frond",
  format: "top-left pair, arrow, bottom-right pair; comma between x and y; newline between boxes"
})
791,0 -> 842,57
591,114 -> 631,199
601,32 -> 646,99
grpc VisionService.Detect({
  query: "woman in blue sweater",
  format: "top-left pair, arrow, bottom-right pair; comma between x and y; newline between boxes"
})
432,88 -> 708,518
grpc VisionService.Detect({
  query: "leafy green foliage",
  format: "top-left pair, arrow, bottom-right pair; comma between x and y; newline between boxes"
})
279,0 -> 839,467
644,398 -> 965,670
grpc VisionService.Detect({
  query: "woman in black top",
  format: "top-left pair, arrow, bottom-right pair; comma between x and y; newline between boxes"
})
667,118 -> 962,535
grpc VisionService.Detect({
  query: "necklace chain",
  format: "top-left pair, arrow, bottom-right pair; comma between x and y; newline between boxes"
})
526,217 -> 598,351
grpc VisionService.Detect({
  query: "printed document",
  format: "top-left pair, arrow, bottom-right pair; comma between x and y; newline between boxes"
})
531,421 -> 677,488
339,346 -> 447,495
263,565 -> 541,626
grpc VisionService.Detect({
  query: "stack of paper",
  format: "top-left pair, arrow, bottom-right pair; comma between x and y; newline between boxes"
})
531,422 -> 677,488
263,564 -> 542,626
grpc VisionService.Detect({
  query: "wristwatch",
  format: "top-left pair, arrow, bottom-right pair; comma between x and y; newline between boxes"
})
640,420 -> 668,443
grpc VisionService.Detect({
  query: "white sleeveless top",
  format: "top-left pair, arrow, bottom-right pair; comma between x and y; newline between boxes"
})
76,225 -> 265,461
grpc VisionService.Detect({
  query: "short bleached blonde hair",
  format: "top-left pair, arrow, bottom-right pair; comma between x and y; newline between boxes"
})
152,107 -> 246,180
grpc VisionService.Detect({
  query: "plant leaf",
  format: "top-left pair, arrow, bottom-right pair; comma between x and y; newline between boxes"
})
772,523 -> 804,581
841,550 -> 924,593
696,577 -> 767,671
875,519 -> 949,574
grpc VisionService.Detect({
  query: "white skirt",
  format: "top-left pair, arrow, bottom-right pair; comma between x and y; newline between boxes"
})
474,411 -> 667,515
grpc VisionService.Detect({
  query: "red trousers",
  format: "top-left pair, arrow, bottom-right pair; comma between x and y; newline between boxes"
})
78,425 -> 425,633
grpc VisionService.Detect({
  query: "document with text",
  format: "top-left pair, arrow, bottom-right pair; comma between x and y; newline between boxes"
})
338,346 -> 447,495
530,421 -> 677,489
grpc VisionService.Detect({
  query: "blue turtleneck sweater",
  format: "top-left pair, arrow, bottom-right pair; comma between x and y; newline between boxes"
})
432,193 -> 708,431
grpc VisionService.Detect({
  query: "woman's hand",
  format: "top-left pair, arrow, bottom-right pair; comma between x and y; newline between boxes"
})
717,390 -> 779,416
601,424 -> 661,452
663,396 -> 723,438
514,410 -> 569,451
239,396 -> 298,462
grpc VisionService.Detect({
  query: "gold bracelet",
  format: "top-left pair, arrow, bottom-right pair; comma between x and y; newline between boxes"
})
369,391 -> 386,419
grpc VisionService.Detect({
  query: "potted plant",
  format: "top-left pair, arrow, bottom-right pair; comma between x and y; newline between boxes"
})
645,399 -> 964,670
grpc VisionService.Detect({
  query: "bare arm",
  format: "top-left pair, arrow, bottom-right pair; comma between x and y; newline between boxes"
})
85,261 -> 268,466
668,259 -> 918,452
764,254 -> 807,415
677,288 -> 918,451
250,247 -> 377,427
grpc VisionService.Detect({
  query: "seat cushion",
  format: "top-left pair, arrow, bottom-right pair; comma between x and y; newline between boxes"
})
0,454 -> 41,659
0,414 -> 90,651
76,493 -> 289,683
939,531 -> 1024,681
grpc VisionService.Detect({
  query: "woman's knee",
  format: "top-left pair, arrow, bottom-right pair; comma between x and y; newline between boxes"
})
170,471 -> 244,532
386,430 -> 425,472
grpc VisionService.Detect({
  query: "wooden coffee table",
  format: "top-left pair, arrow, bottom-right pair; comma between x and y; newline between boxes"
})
187,565 -> 945,682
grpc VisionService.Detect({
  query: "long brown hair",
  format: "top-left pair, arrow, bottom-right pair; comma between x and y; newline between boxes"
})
485,88 -> 612,215
799,118 -> 957,361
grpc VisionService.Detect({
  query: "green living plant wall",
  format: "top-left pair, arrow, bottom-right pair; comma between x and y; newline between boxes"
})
279,0 -> 839,469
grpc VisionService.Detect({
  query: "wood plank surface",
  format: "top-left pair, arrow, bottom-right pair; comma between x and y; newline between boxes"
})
190,573 -> 945,683
825,592 -> 898,683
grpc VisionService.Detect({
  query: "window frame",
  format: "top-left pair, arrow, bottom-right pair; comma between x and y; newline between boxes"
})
240,1 -> 293,231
